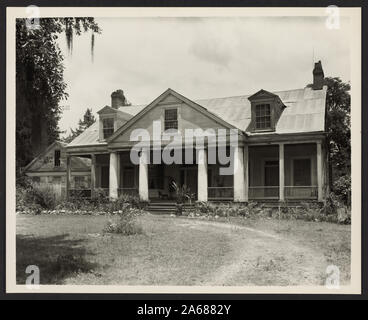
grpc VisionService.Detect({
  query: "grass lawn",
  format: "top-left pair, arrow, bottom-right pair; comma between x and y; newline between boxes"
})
16,214 -> 351,286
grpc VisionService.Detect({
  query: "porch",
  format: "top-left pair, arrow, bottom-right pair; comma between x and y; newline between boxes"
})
65,141 -> 326,203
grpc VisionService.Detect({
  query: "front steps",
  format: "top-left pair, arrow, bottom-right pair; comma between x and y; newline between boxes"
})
147,202 -> 194,214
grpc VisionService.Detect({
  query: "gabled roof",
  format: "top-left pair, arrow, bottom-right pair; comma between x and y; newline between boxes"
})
24,141 -> 91,172
248,89 -> 278,101
108,88 -> 238,143
66,86 -> 327,148
24,141 -> 66,171
98,105 -> 134,121
97,106 -> 119,114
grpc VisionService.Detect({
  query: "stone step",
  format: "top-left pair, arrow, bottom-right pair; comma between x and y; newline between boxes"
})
147,203 -> 194,214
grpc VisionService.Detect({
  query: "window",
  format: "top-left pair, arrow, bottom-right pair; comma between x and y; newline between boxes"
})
164,109 -> 178,130
103,118 -> 114,139
293,159 -> 311,186
255,104 -> 271,130
54,149 -> 61,167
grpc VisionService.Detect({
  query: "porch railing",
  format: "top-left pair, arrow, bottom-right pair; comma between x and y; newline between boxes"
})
248,186 -> 318,200
208,187 -> 234,200
285,186 -> 318,199
118,188 -> 139,197
249,186 -> 279,199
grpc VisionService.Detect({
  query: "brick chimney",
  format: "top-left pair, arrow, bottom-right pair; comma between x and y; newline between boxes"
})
111,89 -> 127,109
312,61 -> 325,90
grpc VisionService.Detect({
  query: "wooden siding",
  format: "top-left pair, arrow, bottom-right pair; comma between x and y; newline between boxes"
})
109,93 -> 234,147
26,143 -> 90,173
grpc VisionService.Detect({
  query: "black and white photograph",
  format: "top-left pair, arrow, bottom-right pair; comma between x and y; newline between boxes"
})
3,5 -> 364,297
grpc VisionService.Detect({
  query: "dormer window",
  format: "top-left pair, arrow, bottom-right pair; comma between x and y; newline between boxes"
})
164,108 -> 178,130
255,104 -> 271,130
248,89 -> 286,133
103,118 -> 114,139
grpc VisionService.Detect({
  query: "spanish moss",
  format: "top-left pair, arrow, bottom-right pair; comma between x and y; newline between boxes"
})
65,23 -> 73,55
91,31 -> 95,62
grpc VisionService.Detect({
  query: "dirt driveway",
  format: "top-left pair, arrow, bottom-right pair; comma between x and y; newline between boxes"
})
174,218 -> 333,286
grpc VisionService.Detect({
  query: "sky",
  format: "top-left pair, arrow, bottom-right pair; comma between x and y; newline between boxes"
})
58,16 -> 351,136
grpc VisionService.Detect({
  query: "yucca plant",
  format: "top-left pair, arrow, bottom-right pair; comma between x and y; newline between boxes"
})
171,182 -> 195,204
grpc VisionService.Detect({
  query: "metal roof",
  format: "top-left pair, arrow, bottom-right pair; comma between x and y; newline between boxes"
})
67,86 -> 326,148
67,122 -> 106,147
196,86 -> 327,134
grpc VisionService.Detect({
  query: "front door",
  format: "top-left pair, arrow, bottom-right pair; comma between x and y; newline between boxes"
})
264,160 -> 279,198
180,167 -> 198,200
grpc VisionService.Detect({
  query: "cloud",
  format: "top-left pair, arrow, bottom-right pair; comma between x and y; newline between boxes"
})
189,36 -> 232,68
57,16 -> 351,135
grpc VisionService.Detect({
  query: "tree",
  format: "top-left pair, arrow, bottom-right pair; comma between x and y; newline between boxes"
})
63,108 -> 96,143
16,18 -> 101,170
323,77 -> 351,203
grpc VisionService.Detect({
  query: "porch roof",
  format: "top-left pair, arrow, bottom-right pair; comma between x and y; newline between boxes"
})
67,86 -> 326,148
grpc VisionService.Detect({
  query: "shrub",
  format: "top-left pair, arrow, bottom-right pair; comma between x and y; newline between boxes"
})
16,184 -> 43,214
271,195 -> 351,224
116,193 -> 148,210
51,192 -> 148,215
103,208 -> 144,235
322,192 -> 348,216
16,181 -> 61,213
333,175 -> 351,206
190,199 -> 350,225
193,201 -> 255,218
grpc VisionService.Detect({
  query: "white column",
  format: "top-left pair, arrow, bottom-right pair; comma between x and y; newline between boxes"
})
91,154 -> 96,199
244,145 -> 249,202
234,146 -> 246,202
66,155 -> 71,200
317,142 -> 323,202
197,148 -> 208,202
109,152 -> 119,200
139,149 -> 149,201
279,143 -> 285,201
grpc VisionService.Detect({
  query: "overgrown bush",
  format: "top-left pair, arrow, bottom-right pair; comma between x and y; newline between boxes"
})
16,179 -> 61,213
193,201 -> 258,218
190,197 -> 350,224
333,175 -> 351,207
16,184 -> 43,214
17,176 -> 149,216
103,207 -> 144,235
266,195 -> 350,224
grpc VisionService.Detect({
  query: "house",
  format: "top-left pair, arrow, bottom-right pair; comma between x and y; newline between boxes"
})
24,141 -> 91,198
65,61 -> 329,203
